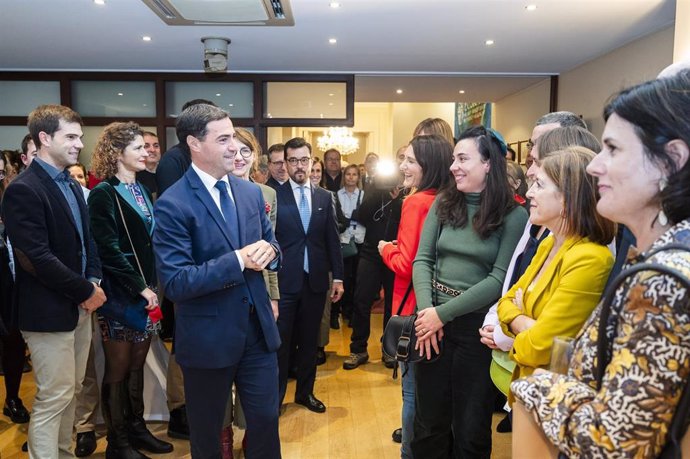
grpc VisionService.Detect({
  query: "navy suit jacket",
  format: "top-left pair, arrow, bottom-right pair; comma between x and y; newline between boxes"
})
1,161 -> 102,332
274,182 -> 344,294
153,168 -> 281,369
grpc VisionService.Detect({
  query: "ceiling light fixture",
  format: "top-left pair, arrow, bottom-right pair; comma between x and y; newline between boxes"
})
317,127 -> 359,155
142,36 -> 152,42
117,92 -> 124,96
485,39 -> 495,46
525,4 -> 537,11
216,93 -> 221,96
330,2 -> 341,8
396,89 -> 403,94
93,0 -> 105,5
459,90 -> 465,94
328,38 -> 337,44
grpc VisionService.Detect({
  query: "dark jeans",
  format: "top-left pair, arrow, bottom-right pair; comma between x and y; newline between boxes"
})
349,256 -> 394,354
412,312 -> 493,459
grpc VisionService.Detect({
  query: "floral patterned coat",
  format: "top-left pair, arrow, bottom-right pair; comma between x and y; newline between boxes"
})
512,219 -> 690,458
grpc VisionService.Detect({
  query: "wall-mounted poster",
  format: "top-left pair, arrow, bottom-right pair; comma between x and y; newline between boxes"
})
455,102 -> 491,137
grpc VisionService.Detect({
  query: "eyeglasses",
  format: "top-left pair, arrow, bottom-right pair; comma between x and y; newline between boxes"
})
237,147 -> 253,159
287,157 -> 311,166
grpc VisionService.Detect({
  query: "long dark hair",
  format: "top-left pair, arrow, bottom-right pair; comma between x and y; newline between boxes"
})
604,70 -> 690,225
436,125 -> 516,238
409,134 -> 453,192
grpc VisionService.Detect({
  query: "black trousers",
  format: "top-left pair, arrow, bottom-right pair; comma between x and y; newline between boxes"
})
331,250 -> 360,320
277,274 -> 327,404
349,256 -> 394,354
412,312 -> 494,459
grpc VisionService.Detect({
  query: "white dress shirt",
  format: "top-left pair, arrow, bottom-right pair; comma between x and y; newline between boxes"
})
191,163 -> 244,270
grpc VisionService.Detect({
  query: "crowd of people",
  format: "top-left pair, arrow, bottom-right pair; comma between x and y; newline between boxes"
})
0,65 -> 688,459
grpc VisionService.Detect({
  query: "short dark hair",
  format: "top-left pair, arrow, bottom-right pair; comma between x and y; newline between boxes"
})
27,104 -> 83,148
284,137 -> 312,159
535,111 -> 586,129
506,146 -> 516,161
267,143 -> 285,157
181,98 -> 218,112
409,134 -> 453,193
176,104 -> 229,145
436,125 -> 516,238
323,148 -> 340,161
604,69 -> 690,224
20,133 -> 33,155
365,152 -> 379,161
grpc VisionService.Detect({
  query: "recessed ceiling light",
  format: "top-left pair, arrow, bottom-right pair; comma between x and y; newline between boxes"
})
328,93 -> 334,96
459,90 -> 465,94
93,0 -> 105,5
142,36 -> 152,42
228,103 -> 234,107
330,2 -> 341,8
267,113 -> 272,118
142,104 -> 148,107
525,4 -> 537,11
117,92 -> 124,96
320,114 -> 324,118
328,38 -> 337,44
216,93 -> 221,96
485,39 -> 495,46
329,102 -> 334,106
396,89 -> 403,94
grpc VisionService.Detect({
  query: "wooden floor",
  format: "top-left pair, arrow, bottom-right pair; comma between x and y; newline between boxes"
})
0,314 -> 512,458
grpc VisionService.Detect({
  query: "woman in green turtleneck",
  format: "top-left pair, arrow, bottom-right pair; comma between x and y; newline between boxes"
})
411,126 -> 528,458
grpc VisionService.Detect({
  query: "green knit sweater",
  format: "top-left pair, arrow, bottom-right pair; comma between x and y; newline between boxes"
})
412,192 -> 528,323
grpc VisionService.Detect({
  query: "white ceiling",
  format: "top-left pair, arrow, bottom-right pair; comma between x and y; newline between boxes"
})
0,0 -> 676,102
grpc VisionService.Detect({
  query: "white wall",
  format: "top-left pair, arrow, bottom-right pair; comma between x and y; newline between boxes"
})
558,26 -> 674,137
391,103 -> 455,154
493,78 -> 550,145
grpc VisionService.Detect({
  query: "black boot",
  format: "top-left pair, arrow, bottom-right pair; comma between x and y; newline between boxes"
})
101,381 -> 150,459
127,369 -> 174,454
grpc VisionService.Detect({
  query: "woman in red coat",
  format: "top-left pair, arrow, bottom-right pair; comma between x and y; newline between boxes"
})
378,134 -> 453,458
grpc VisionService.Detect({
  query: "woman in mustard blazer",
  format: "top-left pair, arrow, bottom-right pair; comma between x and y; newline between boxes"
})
498,146 -> 615,389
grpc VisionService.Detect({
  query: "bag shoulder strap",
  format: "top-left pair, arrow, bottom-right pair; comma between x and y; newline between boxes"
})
394,283 -> 414,316
107,183 -> 146,281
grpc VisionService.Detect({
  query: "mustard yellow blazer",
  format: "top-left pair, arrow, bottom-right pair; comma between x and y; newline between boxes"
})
498,235 -> 613,382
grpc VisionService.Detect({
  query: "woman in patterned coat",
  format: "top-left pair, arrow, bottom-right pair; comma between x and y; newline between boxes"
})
511,70 -> 690,458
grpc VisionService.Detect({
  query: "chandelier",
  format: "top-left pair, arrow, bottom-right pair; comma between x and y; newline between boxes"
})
317,127 -> 359,156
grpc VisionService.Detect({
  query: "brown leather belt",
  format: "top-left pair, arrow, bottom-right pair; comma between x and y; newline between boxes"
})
432,279 -> 464,297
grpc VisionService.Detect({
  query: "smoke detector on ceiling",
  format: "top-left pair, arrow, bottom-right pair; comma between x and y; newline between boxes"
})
201,37 -> 231,73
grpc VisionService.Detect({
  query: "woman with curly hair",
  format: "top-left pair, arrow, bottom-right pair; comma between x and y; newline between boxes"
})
89,122 -> 172,459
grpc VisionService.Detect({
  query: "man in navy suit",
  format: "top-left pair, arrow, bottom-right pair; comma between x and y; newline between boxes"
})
274,137 -> 344,413
153,104 -> 282,459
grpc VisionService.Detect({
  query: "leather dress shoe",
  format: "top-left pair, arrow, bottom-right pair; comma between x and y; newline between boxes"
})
294,394 -> 326,413
316,347 -> 327,366
3,398 -> 30,424
75,431 -> 97,457
167,406 -> 190,440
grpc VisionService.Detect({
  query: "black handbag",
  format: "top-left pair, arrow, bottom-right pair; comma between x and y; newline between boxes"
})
98,185 -> 152,332
592,243 -> 690,459
382,225 -> 444,378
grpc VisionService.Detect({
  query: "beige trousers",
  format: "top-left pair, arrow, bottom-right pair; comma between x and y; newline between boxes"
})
73,313 -> 100,433
22,308 -> 92,459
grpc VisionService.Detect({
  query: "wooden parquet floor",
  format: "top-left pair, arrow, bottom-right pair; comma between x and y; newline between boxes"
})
0,313 -> 511,458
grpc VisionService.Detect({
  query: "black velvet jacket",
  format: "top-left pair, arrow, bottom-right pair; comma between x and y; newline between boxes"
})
88,176 -> 156,298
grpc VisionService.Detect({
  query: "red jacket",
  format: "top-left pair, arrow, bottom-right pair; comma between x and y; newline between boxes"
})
381,189 -> 437,316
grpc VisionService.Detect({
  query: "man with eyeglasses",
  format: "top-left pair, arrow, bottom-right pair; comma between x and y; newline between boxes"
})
274,137 -> 344,414
323,148 -> 343,193
265,143 -> 287,189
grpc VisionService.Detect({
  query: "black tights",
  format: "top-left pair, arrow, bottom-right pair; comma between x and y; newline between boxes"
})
102,337 -> 151,385
1,328 -> 26,400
